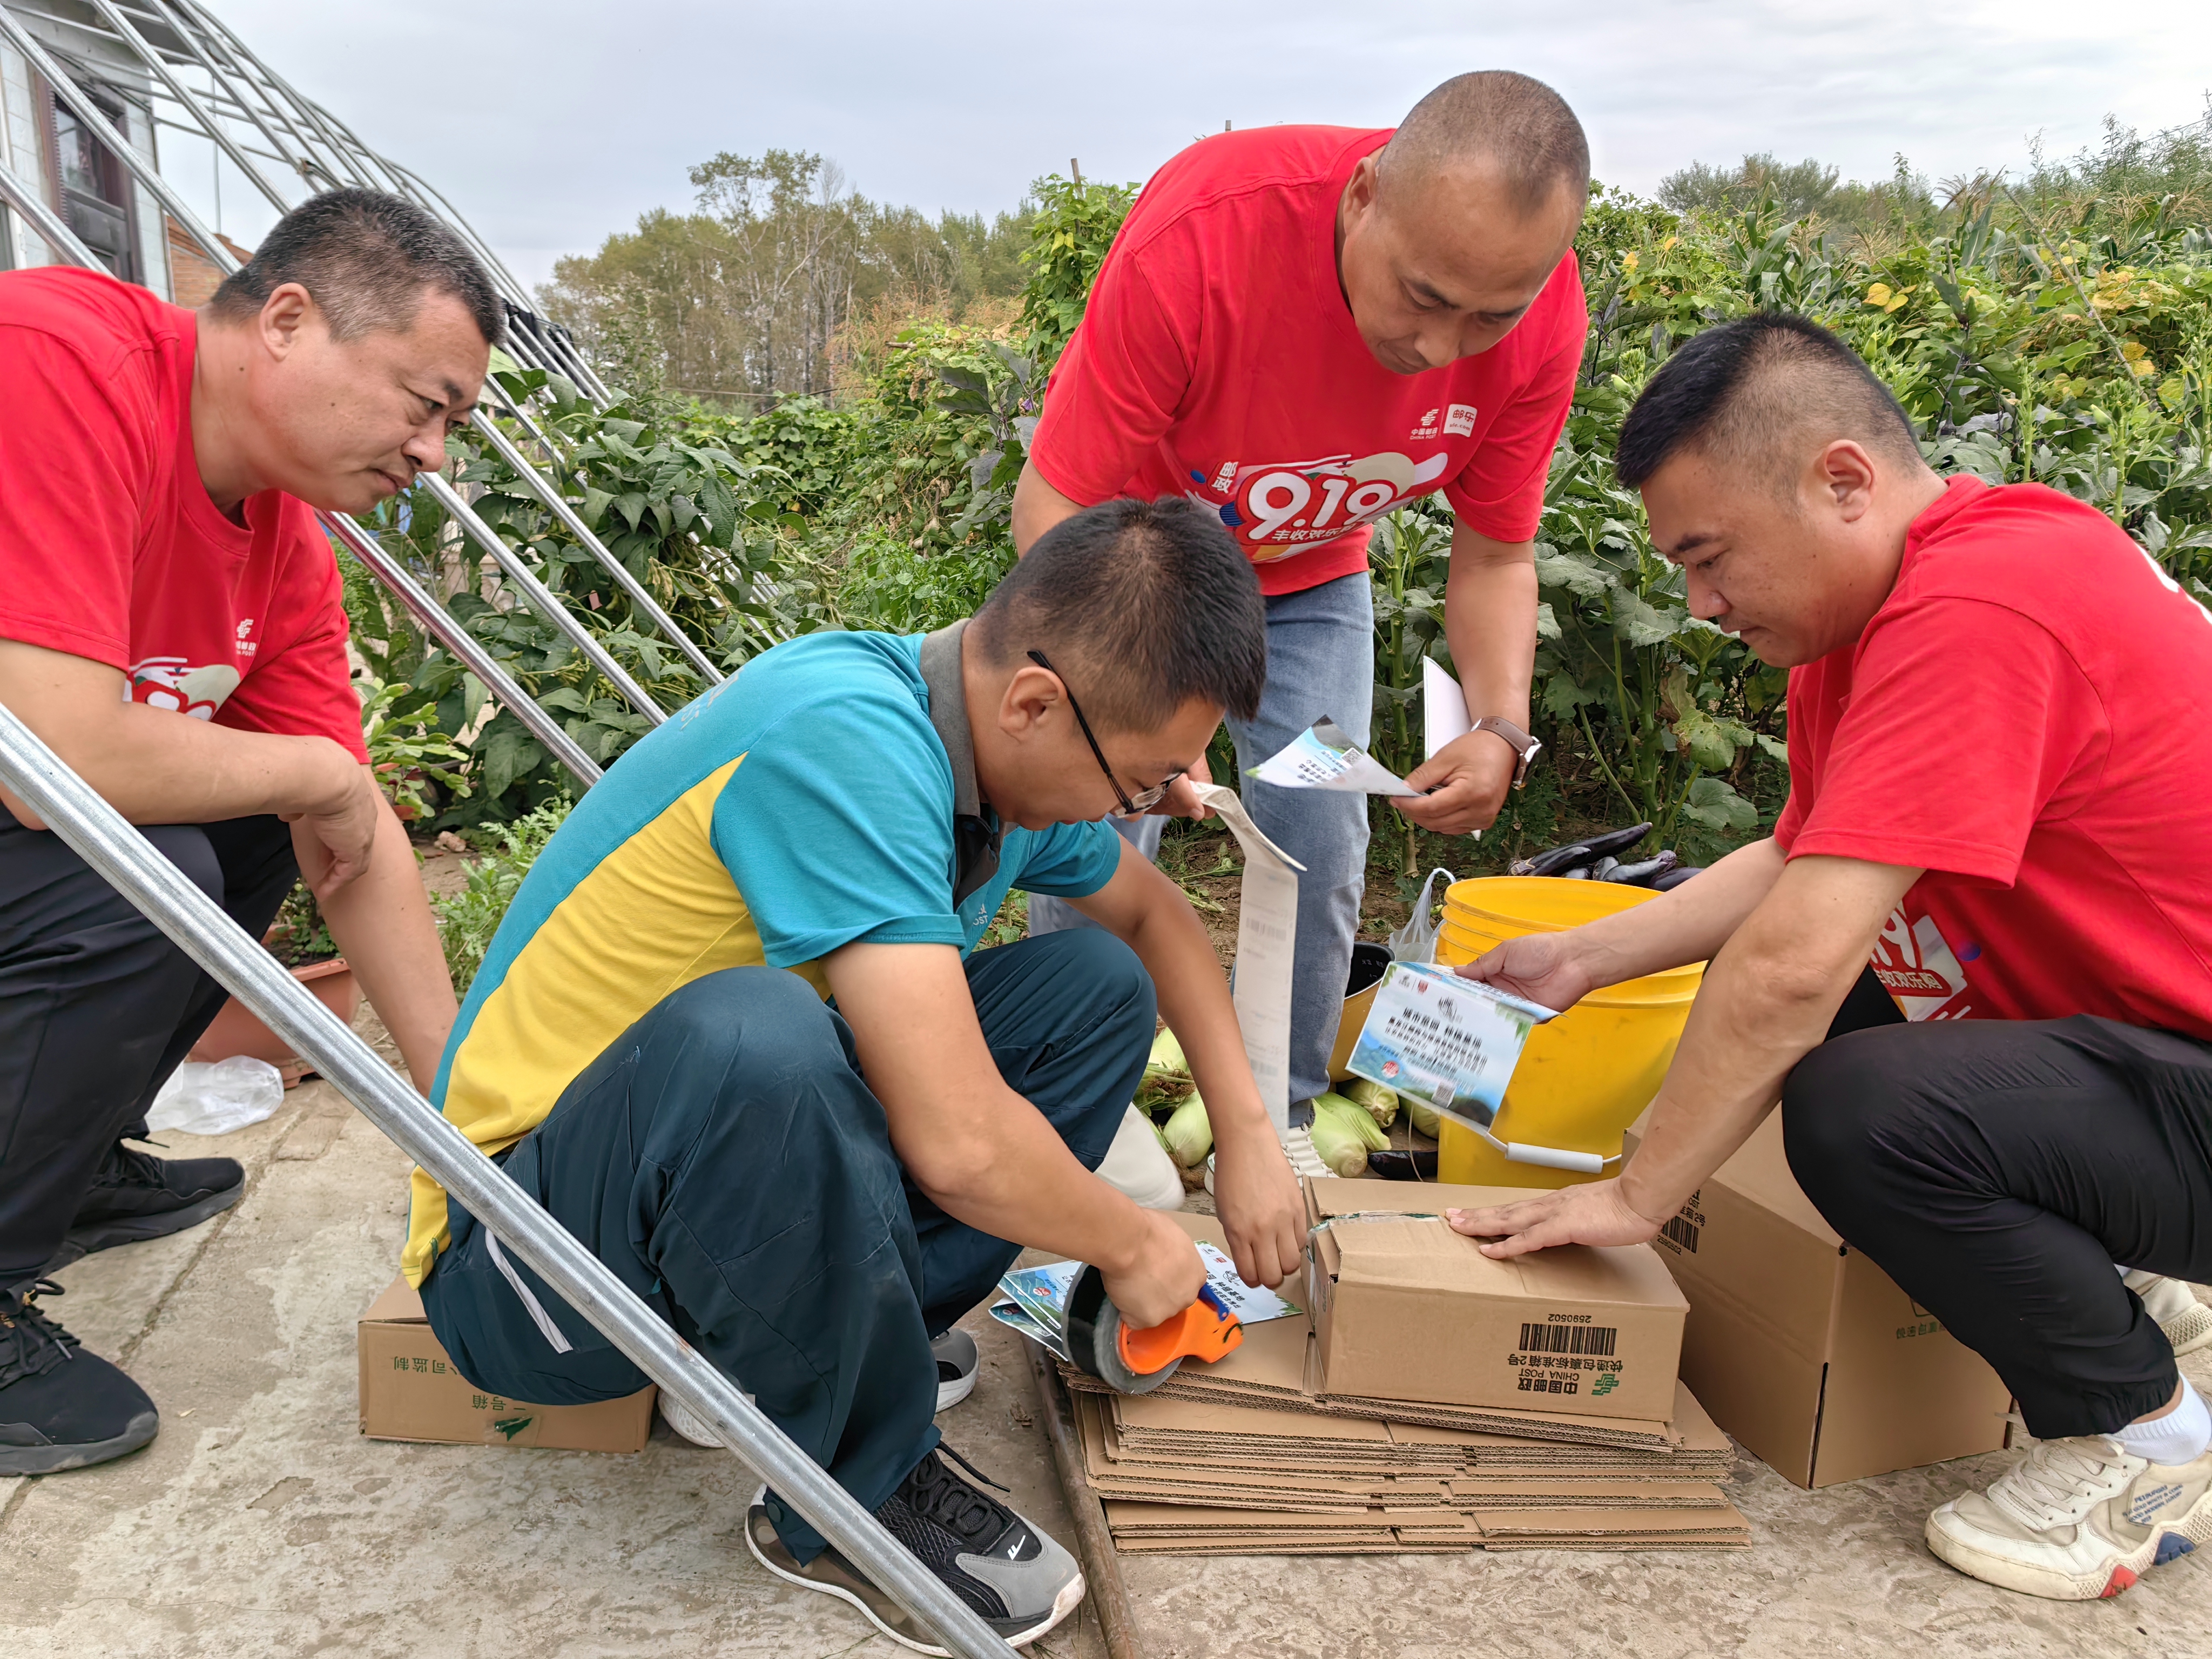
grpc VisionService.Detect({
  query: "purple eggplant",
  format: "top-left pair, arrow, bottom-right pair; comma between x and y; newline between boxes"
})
1603,849 -> 1681,886
1650,864 -> 1704,892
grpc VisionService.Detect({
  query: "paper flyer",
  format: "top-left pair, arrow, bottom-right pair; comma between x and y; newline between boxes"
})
1190,781 -> 1304,1135
1346,961 -> 1557,1131
1247,720 -> 1422,797
1422,657 -> 1472,760
988,1239 -> 1302,1357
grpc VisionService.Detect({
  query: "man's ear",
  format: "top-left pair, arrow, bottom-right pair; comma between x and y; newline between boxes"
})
997,662 -> 1063,740
1811,439 -> 1880,523
258,282 -> 317,361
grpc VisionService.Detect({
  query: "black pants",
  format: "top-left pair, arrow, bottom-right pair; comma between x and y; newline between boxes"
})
0,810 -> 297,1290
1784,971 -> 2212,1439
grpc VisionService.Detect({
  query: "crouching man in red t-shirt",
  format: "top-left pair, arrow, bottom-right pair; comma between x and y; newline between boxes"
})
1014,72 -> 1587,1134
0,191 -> 491,1473
1449,314 -> 2212,1601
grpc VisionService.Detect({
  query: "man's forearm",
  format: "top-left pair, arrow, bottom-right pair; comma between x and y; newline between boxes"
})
309,798 -> 456,1092
1615,855 -> 1918,1222
1443,525 -> 1537,729
0,641 -> 354,827
1570,837 -> 1788,989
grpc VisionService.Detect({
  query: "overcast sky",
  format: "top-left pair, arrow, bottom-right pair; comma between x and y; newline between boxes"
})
188,0 -> 2212,294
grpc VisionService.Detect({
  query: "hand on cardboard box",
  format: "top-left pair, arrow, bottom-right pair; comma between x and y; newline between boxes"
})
1445,1177 -> 1664,1259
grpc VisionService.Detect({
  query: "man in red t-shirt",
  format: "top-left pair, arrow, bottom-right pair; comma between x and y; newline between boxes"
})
1449,314 -> 2212,1601
1016,72 -> 1589,1117
0,190 -> 496,1474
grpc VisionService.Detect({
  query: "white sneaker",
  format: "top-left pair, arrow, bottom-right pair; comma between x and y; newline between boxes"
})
932,1327 -> 979,1412
2124,1271 -> 2212,1356
658,1389 -> 724,1448
1926,1434 -> 2212,1599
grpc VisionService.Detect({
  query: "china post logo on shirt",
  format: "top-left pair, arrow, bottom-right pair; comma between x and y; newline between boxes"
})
1193,450 -> 1454,562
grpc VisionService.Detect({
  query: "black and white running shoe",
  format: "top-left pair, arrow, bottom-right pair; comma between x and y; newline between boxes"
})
744,1445 -> 1083,1654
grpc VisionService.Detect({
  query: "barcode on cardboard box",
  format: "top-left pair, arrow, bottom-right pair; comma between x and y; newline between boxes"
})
1660,1215 -> 1700,1254
1516,1323 -> 1618,1357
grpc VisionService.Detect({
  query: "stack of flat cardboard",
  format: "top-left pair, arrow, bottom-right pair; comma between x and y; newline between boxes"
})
1052,1189 -> 1749,1555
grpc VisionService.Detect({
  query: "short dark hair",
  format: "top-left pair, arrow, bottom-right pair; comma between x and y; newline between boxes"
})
972,497 -> 1266,731
208,187 -> 504,346
1383,71 -> 1590,219
1616,313 -> 1923,494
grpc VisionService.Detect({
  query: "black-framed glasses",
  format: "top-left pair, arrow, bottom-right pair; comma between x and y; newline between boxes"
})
1027,650 -> 1182,816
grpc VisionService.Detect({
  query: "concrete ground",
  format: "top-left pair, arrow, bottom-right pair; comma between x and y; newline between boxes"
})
6,1017 -> 2211,1658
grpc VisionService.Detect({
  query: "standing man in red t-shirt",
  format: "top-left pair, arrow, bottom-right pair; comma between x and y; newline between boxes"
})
1452,314 -> 2212,1602
0,190 -> 495,1474
1016,72 -> 1589,1122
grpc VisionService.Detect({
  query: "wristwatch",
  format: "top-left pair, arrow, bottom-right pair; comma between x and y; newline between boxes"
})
1469,716 -> 1542,791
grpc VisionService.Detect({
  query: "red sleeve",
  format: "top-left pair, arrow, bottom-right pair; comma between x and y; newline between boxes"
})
1785,599 -> 2102,884
1028,241 -> 1195,505
217,511 -> 368,761
0,326 -> 152,668
1442,254 -> 1586,543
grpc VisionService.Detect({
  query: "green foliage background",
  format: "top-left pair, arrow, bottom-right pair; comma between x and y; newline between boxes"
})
345,120 -> 2212,885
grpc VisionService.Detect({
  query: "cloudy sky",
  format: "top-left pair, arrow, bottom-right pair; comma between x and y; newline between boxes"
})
187,0 -> 2211,293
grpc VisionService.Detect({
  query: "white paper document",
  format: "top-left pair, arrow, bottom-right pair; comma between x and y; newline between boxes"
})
1191,781 -> 1304,1136
1247,719 -> 1421,797
1422,657 -> 1472,760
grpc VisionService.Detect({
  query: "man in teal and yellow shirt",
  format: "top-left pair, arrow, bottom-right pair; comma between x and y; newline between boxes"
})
410,498 -> 1302,1653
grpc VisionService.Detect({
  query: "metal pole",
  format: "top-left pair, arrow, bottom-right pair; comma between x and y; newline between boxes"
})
86,0 -> 288,215
418,473 -> 667,726
319,511 -> 602,788
0,152 -> 91,267
466,410 -> 724,684
0,705 -> 1017,1659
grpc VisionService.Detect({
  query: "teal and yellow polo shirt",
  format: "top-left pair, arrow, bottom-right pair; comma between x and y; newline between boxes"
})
402,625 -> 1122,1285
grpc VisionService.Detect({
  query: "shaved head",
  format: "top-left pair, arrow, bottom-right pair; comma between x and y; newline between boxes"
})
1617,314 -> 1924,501
1380,71 -> 1589,220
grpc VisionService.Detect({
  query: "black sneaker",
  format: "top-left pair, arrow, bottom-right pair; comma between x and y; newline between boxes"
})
45,1141 -> 245,1273
0,1280 -> 159,1475
744,1446 -> 1083,1654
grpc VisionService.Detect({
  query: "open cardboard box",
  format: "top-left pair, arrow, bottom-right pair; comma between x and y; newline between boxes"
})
358,1276 -> 654,1452
1302,1178 -> 1688,1422
1626,1110 -> 2013,1487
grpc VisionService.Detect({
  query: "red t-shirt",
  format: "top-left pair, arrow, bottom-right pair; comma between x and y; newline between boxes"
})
1029,126 -> 1587,596
1775,477 -> 2212,1037
0,266 -> 365,759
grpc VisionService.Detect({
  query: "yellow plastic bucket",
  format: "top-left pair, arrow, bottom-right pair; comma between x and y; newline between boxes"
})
1431,877 -> 1703,1189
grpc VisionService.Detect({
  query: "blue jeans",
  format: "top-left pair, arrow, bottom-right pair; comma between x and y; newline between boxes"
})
419,930 -> 1151,1562
1030,572 -> 1372,1104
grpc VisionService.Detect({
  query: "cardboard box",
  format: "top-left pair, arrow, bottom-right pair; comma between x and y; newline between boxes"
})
358,1277 -> 655,1452
1303,1179 -> 1688,1422
1628,1112 -> 2012,1487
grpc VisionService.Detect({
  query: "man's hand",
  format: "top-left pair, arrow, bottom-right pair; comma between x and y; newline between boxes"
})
1209,1128 -> 1304,1289
1152,746 -> 1215,822
1444,1178 -> 1664,1260
1460,929 -> 1597,1011
1396,727 -> 1517,835
284,760 -> 385,897
1100,1208 -> 1211,1330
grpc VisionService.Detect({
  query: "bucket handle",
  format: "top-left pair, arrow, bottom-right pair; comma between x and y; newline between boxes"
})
1472,1124 -> 1621,1176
